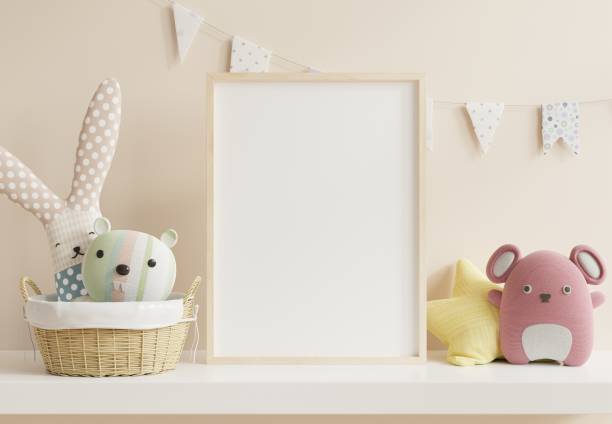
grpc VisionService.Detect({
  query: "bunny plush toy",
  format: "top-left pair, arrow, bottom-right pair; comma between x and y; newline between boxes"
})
486,244 -> 606,366
0,79 -> 121,301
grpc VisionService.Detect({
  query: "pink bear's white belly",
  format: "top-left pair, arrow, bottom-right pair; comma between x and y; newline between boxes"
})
521,324 -> 573,363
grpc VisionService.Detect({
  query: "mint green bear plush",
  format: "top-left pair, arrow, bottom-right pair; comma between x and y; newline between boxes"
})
82,217 -> 178,301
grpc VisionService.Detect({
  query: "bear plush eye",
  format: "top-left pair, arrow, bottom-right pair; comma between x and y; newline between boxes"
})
562,285 -> 572,295
96,250 -> 104,258
55,242 -> 60,248
522,284 -> 532,294
147,258 -> 156,268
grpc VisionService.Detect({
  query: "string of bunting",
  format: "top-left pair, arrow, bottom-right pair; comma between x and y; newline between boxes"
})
169,0 -> 605,156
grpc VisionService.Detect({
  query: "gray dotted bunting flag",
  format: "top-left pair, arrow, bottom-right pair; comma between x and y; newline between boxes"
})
541,102 -> 580,155
230,36 -> 271,72
466,102 -> 505,155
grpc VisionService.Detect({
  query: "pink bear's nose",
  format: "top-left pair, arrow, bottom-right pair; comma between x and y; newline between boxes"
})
539,293 -> 551,303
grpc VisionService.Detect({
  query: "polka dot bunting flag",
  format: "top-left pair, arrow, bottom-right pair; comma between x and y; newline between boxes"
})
171,2 -> 592,158
541,102 -> 580,155
230,36 -> 271,73
466,102 -> 505,155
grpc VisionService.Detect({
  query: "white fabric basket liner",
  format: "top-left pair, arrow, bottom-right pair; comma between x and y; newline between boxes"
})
25,293 -> 187,330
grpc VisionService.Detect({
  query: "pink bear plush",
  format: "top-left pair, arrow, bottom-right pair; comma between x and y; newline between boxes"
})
486,244 -> 606,366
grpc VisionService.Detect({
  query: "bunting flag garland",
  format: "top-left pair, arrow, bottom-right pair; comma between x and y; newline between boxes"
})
466,102 -> 505,154
172,2 -> 203,62
164,0 -> 603,157
230,36 -> 271,72
426,97 -> 434,152
541,102 -> 580,155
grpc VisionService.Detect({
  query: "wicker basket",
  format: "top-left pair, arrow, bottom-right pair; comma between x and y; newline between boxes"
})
20,276 -> 201,377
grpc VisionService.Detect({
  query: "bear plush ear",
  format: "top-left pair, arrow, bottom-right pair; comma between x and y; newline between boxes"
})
570,245 -> 606,285
93,216 -> 111,235
486,244 -> 521,283
160,229 -> 178,248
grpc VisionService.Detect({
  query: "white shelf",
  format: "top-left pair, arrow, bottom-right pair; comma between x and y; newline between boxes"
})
1,350 -> 612,414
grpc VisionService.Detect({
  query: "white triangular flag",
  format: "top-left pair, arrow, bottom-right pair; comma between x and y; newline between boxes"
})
172,2 -> 202,62
541,102 -> 580,155
426,97 -> 434,152
230,36 -> 271,72
466,102 -> 504,154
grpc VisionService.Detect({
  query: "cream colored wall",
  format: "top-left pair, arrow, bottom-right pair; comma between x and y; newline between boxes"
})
1,0 -> 612,422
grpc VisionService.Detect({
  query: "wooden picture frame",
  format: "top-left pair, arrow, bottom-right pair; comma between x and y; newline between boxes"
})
206,73 -> 426,364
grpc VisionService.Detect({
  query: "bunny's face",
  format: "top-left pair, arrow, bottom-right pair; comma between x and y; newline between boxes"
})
46,209 -> 100,272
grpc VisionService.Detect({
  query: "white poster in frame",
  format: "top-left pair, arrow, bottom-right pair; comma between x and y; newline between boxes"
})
206,73 -> 426,364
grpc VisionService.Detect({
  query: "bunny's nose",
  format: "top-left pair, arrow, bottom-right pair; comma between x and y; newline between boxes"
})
540,293 -> 551,303
116,264 -> 130,276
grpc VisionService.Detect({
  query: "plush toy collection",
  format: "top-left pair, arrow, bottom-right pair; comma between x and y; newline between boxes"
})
0,79 -> 121,301
429,245 -> 606,367
1,79 -> 178,304
1,80 -> 607,365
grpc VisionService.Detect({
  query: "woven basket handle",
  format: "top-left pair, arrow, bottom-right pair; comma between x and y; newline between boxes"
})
182,276 -> 202,318
183,276 -> 201,304
20,277 -> 42,303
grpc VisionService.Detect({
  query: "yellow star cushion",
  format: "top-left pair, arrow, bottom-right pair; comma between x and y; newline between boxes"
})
427,259 -> 503,366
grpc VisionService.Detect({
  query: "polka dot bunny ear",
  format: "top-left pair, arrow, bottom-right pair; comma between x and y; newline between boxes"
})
66,79 -> 121,213
0,145 -> 65,225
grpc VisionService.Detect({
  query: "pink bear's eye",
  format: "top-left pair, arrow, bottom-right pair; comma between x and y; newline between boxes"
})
522,284 -> 532,294
562,285 -> 572,295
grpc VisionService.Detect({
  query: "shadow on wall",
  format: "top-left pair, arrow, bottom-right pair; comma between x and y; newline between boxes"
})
427,263 -> 454,350
427,264 -> 454,301
159,1 -> 179,67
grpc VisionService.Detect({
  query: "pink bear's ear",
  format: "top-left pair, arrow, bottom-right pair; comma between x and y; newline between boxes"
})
570,245 -> 606,285
486,244 -> 522,283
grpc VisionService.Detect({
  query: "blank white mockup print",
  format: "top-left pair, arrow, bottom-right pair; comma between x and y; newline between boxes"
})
212,82 -> 419,358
